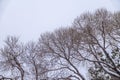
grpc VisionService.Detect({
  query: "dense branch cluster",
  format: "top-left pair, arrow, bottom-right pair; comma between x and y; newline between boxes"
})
0,9 -> 120,80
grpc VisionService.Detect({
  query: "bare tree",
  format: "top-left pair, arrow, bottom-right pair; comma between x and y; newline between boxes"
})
25,41 -> 48,80
0,36 -> 25,80
0,9 -> 119,80
39,28 -> 85,80
73,9 -> 120,79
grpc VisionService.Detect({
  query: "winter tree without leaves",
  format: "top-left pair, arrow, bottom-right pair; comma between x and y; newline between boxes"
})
0,36 -> 25,80
25,41 -> 48,80
73,9 -> 120,80
39,28 -> 86,80
0,9 -> 120,80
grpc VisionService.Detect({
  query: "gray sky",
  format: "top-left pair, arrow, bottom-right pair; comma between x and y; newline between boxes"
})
0,0 -> 120,46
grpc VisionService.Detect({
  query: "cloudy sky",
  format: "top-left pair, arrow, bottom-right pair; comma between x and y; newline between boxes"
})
0,0 -> 120,46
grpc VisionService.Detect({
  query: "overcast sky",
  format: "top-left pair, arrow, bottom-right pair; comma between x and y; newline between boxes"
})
0,0 -> 120,46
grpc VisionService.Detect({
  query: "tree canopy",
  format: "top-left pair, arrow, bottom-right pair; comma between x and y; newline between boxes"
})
0,9 -> 120,80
